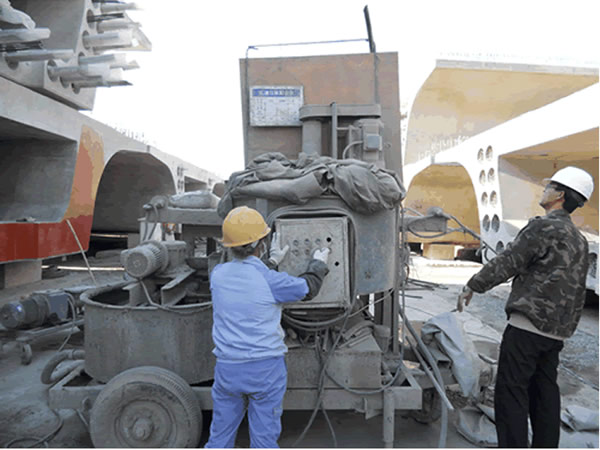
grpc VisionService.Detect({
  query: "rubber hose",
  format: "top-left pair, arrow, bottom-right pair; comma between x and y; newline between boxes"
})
41,349 -> 85,385
400,309 -> 449,448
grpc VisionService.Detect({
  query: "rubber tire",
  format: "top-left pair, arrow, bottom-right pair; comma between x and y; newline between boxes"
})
409,388 -> 442,424
20,344 -> 32,365
90,366 -> 201,448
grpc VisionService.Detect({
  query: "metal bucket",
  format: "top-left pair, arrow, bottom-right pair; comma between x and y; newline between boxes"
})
81,283 -> 215,384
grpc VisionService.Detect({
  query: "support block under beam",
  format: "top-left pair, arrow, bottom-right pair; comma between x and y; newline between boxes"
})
0,260 -> 42,289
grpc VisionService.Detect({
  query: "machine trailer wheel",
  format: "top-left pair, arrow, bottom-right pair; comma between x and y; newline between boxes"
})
409,388 -> 442,424
20,343 -> 33,365
90,366 -> 202,448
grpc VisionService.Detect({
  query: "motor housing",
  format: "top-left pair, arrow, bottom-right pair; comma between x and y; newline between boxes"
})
0,291 -> 74,330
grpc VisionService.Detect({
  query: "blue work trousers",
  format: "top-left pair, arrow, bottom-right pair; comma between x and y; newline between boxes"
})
205,356 -> 287,448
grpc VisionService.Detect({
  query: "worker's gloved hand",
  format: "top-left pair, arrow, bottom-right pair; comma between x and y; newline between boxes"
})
268,232 -> 289,267
456,285 -> 474,312
312,248 -> 330,264
299,249 -> 330,300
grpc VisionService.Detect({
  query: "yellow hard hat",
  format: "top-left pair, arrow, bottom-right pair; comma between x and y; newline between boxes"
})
220,206 -> 271,248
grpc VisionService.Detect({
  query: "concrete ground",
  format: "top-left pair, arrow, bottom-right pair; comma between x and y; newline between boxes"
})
0,254 -> 597,448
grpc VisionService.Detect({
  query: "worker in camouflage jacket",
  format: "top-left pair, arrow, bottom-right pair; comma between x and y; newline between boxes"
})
457,166 -> 594,448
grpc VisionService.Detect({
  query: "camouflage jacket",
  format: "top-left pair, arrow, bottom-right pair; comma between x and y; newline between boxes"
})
467,209 -> 589,338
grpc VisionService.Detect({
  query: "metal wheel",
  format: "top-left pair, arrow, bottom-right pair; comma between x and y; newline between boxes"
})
409,388 -> 442,424
90,366 -> 202,448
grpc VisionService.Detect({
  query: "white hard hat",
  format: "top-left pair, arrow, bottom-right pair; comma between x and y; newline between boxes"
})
545,166 -> 594,201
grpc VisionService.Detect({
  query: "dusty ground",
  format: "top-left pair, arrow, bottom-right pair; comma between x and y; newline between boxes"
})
0,254 -> 597,448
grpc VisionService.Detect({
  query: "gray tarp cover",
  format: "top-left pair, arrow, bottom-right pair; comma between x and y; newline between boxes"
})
456,404 -> 534,447
421,312 -> 483,398
561,405 -> 600,431
456,404 -> 498,447
217,152 -> 406,218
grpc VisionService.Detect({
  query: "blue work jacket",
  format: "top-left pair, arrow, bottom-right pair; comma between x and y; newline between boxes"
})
210,256 -> 308,362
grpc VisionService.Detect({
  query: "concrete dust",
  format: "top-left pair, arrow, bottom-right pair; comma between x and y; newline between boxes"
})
0,255 -> 597,448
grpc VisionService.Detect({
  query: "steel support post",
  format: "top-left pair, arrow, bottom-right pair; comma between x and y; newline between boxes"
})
383,388 -> 395,448
331,102 -> 338,158
374,292 -> 385,325
391,207 -> 400,354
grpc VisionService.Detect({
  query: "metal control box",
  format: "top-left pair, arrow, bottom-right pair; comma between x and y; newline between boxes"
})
276,217 -> 349,309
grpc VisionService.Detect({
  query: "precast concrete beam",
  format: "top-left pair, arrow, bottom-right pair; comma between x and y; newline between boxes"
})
0,1 -> 149,110
0,77 -> 220,264
405,59 -> 598,165
405,80 -> 598,262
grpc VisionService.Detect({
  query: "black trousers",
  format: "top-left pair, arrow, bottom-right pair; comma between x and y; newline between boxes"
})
494,325 -> 564,448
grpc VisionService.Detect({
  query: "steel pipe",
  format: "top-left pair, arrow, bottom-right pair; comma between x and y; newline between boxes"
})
382,388 -> 395,448
4,49 -> 73,62
83,31 -> 133,49
0,28 -> 50,44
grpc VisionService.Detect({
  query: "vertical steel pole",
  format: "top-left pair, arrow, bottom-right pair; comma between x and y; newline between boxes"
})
374,292 -> 385,325
331,102 -> 338,159
391,207 -> 400,354
363,6 -> 376,53
383,388 -> 395,448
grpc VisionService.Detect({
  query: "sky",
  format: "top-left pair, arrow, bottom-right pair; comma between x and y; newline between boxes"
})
88,0 -> 599,180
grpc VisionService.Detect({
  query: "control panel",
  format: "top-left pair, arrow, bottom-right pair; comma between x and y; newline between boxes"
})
275,217 -> 349,309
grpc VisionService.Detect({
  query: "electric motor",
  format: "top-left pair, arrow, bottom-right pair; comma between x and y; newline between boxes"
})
120,240 -> 189,278
120,241 -> 168,278
0,291 -> 74,330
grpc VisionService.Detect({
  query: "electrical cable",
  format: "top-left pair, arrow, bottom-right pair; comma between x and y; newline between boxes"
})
399,307 -> 451,448
283,310 -> 348,330
291,332 -> 338,447
403,207 -> 424,217
448,213 -> 498,257
75,397 -> 91,432
138,280 -> 212,315
278,204 -> 418,444
66,219 -> 98,287
406,337 -> 453,409
3,409 -> 63,448
292,291 -> 358,447
402,293 -> 423,299
76,410 -> 89,430
295,290 -> 401,444
402,208 -> 498,258
341,140 -> 363,159
34,278 -> 90,393
267,204 -> 404,445
403,304 -> 439,317
269,205 -> 358,331
347,291 -> 391,318
407,278 -> 447,289
56,294 -> 78,353
320,404 -> 338,448
246,38 -> 368,52
324,358 -> 404,395
406,226 -> 457,239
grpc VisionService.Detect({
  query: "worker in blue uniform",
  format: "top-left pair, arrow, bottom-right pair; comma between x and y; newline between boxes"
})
206,206 -> 330,448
